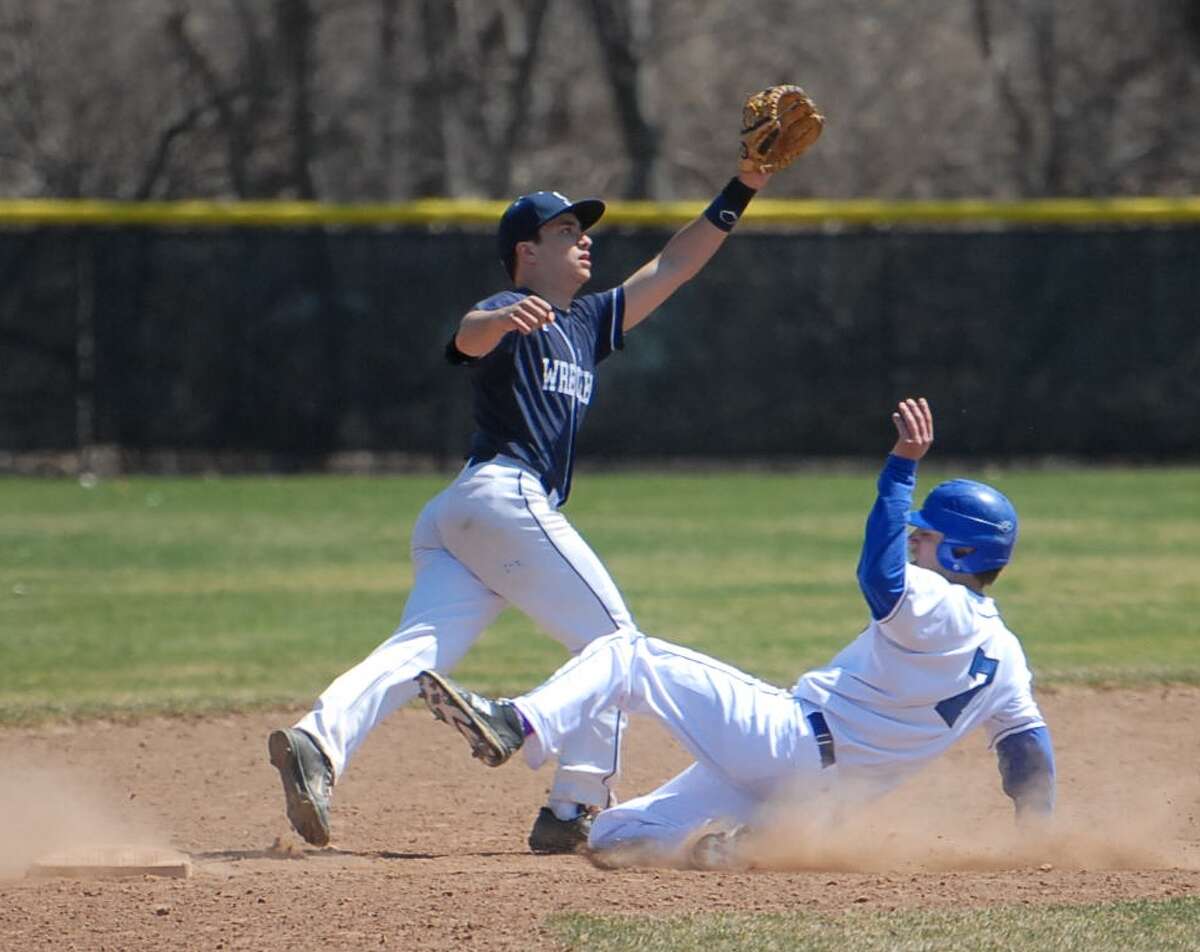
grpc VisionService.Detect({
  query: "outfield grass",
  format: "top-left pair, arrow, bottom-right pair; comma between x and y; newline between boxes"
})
1,466 -> 1198,722
549,897 -> 1200,951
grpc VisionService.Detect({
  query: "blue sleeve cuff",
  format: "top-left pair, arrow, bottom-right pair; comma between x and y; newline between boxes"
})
996,726 -> 1056,818
881,453 -> 918,481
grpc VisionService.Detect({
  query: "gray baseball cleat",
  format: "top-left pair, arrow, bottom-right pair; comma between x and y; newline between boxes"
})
528,807 -> 594,854
689,825 -> 753,871
415,670 -> 525,767
268,727 -> 334,847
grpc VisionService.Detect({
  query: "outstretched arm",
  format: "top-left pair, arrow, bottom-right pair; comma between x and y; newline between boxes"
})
856,398 -> 934,619
622,84 -> 823,331
621,170 -> 770,331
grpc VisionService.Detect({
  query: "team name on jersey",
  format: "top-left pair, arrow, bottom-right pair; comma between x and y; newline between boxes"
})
541,357 -> 594,404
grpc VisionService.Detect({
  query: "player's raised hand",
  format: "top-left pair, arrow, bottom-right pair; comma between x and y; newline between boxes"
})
891,397 -> 933,460
500,295 -> 555,335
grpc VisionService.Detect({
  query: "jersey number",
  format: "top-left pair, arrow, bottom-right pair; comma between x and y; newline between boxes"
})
935,647 -> 999,728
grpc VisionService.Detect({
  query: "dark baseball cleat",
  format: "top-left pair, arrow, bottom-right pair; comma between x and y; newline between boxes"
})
268,727 -> 334,847
528,806 -> 593,854
415,670 -> 525,767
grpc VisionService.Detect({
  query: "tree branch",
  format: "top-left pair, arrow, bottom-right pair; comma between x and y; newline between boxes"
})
165,9 -> 251,196
133,98 -> 218,200
585,0 -> 661,198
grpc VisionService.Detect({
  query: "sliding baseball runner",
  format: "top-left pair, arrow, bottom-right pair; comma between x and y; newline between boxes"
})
416,398 -> 1056,867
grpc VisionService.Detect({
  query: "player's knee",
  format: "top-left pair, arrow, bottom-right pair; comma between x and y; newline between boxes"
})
577,627 -> 639,659
588,809 -> 688,851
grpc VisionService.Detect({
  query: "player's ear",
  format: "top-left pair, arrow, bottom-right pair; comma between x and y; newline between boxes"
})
515,240 -> 537,274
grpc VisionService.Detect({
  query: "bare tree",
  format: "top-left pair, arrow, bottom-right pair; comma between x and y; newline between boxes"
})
275,0 -> 320,199
1,0 -> 1198,201
163,0 -> 326,199
0,3 -> 46,194
406,0 -> 553,198
972,0 -> 1200,196
0,0 -> 191,197
482,0 -> 552,196
373,0 -> 402,198
584,0 -> 666,198
971,0 -> 1056,194
407,0 -> 453,195
164,2 -> 267,197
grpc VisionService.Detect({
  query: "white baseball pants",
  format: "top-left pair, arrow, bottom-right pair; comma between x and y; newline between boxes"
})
513,631 -> 831,851
296,457 -> 633,809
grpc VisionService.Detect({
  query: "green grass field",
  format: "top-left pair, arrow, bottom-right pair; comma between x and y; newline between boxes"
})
1,466 -> 1198,722
2,465 -> 1198,948
550,897 -> 1200,952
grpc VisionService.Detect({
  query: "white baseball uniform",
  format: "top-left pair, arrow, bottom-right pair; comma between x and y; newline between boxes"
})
509,456 -> 1052,852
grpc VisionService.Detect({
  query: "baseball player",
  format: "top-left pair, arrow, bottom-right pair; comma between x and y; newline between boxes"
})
415,397 -> 1057,867
268,88 -> 825,853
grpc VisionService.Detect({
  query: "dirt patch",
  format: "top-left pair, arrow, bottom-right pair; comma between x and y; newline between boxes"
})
0,686 -> 1197,951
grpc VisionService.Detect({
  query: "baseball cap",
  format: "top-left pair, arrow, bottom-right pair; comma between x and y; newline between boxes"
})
497,190 -> 605,278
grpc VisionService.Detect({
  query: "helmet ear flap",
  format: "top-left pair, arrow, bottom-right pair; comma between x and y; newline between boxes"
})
936,540 -> 971,573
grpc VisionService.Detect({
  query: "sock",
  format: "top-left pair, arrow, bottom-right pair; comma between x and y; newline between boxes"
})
548,799 -> 584,822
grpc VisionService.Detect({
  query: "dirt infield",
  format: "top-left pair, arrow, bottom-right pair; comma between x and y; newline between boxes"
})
1,686 -> 1198,951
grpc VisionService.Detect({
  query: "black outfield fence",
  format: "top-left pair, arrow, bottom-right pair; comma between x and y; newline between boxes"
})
2,210 -> 1198,471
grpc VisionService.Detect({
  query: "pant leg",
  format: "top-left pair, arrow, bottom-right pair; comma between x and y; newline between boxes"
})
438,462 -> 633,644
296,495 -> 504,779
437,462 -> 634,809
515,631 -> 825,799
588,761 -> 759,856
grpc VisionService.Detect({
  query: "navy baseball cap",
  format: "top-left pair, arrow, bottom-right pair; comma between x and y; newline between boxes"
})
497,190 -> 605,278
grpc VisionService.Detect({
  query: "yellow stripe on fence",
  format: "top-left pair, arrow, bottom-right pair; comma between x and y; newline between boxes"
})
1,197 -> 1199,228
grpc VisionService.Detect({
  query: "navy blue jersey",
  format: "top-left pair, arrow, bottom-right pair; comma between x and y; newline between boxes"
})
449,286 -> 625,506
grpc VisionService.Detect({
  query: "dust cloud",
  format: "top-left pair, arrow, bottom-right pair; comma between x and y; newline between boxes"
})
0,765 -> 168,877
745,770 -> 1198,873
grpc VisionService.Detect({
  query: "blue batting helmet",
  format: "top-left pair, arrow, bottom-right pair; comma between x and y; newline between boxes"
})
908,479 -> 1018,574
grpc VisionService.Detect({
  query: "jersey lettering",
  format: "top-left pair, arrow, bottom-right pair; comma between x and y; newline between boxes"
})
934,646 -> 1000,728
541,357 -> 593,405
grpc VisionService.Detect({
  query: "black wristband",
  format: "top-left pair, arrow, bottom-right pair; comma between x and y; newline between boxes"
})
444,336 -> 476,365
703,177 -> 757,232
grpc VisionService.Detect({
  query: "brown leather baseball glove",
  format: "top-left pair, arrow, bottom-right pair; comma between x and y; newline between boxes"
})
739,85 -> 825,174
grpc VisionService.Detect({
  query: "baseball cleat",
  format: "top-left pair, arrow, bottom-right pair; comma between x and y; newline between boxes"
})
267,728 -> 334,847
415,670 -> 525,767
528,807 -> 593,854
689,825 -> 753,871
